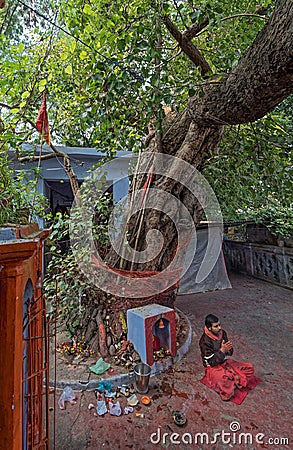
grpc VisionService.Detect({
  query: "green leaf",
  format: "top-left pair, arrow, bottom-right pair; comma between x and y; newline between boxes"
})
70,39 -> 76,53
38,80 -> 47,92
189,10 -> 203,23
21,91 -> 30,99
79,51 -> 88,60
83,4 -> 95,15
65,65 -> 73,75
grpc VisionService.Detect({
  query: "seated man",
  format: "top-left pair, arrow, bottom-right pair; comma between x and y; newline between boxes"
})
199,314 -> 254,401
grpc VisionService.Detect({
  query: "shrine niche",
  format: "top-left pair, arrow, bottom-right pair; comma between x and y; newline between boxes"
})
127,304 -> 177,366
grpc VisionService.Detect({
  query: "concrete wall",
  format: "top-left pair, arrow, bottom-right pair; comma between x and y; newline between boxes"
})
223,241 -> 293,289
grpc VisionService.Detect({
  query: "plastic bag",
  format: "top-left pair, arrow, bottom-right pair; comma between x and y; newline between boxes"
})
109,401 -> 122,416
97,399 -> 108,416
124,406 -> 134,415
127,394 -> 138,406
58,386 -> 76,410
90,358 -> 110,375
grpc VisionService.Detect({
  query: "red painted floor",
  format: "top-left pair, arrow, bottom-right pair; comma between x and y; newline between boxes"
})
52,271 -> 292,449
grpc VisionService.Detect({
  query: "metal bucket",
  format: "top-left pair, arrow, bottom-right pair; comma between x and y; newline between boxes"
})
133,363 -> 152,394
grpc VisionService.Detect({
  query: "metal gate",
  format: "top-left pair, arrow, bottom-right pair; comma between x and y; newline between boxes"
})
23,280 -> 50,449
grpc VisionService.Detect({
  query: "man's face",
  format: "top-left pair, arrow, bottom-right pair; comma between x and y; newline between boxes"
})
209,321 -> 222,336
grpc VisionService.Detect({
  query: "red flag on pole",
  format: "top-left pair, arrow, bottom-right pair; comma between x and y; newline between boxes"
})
35,91 -> 50,145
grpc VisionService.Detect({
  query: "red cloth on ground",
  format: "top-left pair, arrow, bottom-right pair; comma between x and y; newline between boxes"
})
199,359 -> 261,404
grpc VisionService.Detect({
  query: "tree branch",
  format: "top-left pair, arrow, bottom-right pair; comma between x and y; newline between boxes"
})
192,0 -> 293,125
162,15 -> 211,76
182,17 -> 209,40
19,152 -> 57,162
221,13 -> 268,23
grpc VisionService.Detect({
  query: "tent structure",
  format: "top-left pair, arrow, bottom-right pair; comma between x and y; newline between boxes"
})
178,223 -> 231,295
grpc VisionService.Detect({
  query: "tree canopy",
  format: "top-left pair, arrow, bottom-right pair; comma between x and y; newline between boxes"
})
0,1 -> 286,145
